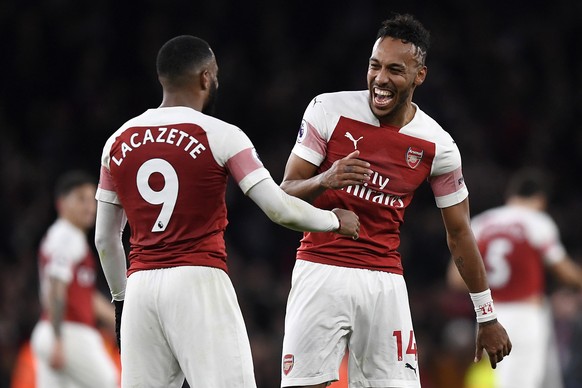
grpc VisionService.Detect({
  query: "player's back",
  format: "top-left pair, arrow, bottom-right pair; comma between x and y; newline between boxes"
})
471,205 -> 561,301
99,106 -> 246,274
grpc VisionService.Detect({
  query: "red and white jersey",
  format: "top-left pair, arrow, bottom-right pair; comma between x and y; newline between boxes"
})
38,218 -> 96,327
96,106 -> 270,275
471,204 -> 566,301
292,91 -> 468,274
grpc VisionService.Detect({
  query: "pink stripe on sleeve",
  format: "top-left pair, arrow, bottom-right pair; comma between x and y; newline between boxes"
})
300,120 -> 327,156
98,166 -> 116,191
429,167 -> 465,197
226,148 -> 264,183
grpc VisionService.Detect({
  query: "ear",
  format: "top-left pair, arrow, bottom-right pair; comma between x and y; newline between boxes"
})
200,69 -> 211,91
414,66 -> 427,86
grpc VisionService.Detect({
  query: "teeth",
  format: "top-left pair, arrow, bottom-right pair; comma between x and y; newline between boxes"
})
375,88 -> 391,97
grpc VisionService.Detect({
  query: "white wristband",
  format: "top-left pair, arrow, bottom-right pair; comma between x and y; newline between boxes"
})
469,289 -> 497,323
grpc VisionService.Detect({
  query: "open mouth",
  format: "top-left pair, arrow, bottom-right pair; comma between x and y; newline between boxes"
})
373,87 -> 394,107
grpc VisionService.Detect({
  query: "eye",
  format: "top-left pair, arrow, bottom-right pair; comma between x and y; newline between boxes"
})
389,66 -> 405,75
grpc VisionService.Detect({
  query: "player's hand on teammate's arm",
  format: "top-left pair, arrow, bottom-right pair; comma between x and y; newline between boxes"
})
475,319 -> 512,369
320,151 -> 373,190
49,338 -> 66,370
331,208 -> 360,240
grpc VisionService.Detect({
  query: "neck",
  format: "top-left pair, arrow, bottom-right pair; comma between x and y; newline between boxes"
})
378,101 -> 416,128
507,196 -> 545,211
159,91 -> 204,112
61,216 -> 86,232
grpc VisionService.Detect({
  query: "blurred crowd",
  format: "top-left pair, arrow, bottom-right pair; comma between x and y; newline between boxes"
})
1,1 -> 582,387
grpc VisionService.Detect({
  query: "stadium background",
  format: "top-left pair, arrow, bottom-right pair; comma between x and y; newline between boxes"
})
1,1 -> 582,387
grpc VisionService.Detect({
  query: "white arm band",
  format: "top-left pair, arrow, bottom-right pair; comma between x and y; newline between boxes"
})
94,200 -> 128,301
470,289 -> 497,323
246,178 -> 339,232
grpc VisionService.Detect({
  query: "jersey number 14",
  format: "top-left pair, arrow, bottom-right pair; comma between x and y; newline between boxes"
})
393,330 -> 417,361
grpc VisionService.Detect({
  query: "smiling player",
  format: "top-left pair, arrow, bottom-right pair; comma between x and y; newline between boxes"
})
279,14 -> 512,388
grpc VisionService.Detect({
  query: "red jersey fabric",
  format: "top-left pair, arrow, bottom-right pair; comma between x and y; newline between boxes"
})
97,106 -> 270,275
292,91 -> 468,274
38,219 -> 96,327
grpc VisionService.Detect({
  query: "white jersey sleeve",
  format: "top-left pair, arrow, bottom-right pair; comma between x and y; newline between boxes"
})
291,96 -> 333,166
247,178 -> 339,232
402,107 -> 468,208
208,124 -> 271,194
527,212 -> 567,265
95,125 -> 126,205
428,137 -> 468,208
41,219 -> 87,284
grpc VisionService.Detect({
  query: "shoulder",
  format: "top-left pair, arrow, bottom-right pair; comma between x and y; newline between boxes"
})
402,105 -> 454,144
306,91 -> 372,118
523,208 -> 557,230
311,90 -> 368,106
42,219 -> 86,259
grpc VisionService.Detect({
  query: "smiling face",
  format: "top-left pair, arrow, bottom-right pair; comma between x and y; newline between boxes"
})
367,37 -> 427,127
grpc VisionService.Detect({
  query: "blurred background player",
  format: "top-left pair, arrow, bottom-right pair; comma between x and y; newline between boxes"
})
30,170 -> 118,388
448,168 -> 582,388
278,13 -> 510,388
94,35 -> 359,388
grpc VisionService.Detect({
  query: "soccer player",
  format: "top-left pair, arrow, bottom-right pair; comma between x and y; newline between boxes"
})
448,168 -> 582,388
93,35 -> 359,388
278,14 -> 512,388
30,171 -> 118,388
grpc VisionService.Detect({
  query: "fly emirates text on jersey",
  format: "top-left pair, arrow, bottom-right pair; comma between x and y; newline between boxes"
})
341,170 -> 404,208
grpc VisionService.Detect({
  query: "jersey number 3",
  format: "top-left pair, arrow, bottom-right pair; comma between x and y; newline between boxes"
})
137,158 -> 179,232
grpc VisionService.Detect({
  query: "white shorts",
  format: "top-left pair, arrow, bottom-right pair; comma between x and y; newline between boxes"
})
121,266 -> 256,388
281,260 -> 420,388
31,320 -> 118,388
494,301 -> 555,388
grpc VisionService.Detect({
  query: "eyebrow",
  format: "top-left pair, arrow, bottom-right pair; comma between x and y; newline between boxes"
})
369,57 -> 406,69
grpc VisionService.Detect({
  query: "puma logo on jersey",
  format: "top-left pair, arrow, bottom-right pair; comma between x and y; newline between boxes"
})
405,363 -> 417,375
345,132 -> 363,149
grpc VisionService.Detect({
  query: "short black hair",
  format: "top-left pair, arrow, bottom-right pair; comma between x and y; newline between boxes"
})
376,14 -> 430,65
54,170 -> 96,199
156,35 -> 214,82
505,168 -> 552,199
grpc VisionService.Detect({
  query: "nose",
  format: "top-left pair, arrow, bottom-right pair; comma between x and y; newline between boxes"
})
375,68 -> 391,86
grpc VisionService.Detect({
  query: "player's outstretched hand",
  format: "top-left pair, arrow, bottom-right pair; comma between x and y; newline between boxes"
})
114,300 -> 124,353
475,319 -> 512,369
332,208 -> 360,240
321,151 -> 373,190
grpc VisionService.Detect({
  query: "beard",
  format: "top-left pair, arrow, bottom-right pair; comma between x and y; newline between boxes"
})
202,79 -> 218,115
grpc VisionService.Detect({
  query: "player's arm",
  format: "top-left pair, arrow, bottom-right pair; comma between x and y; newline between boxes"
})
441,199 -> 487,293
47,276 -> 67,369
247,178 -> 359,238
441,198 -> 512,369
549,257 -> 582,289
94,201 -> 127,302
280,151 -> 372,203
93,291 -> 116,335
94,200 -> 127,351
446,256 -> 468,291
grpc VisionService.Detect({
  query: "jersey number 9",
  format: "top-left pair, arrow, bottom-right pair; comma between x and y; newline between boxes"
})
136,158 -> 179,232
